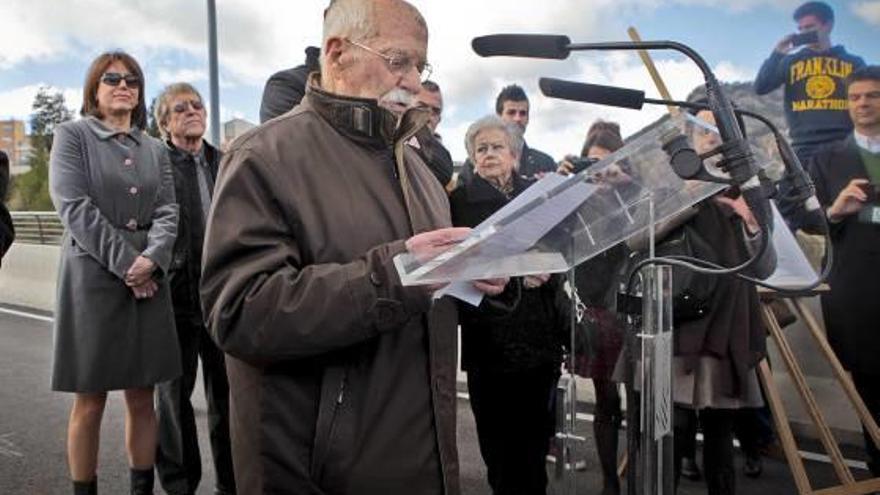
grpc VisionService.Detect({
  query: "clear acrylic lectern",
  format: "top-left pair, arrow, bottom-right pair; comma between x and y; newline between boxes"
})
395,113 -> 736,494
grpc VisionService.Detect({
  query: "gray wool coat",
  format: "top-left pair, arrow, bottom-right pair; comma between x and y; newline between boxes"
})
49,116 -> 181,392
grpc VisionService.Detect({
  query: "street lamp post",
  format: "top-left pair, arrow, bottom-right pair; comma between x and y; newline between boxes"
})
207,0 -> 221,147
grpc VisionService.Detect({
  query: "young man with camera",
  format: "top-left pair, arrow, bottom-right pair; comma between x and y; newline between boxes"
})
754,1 -> 865,229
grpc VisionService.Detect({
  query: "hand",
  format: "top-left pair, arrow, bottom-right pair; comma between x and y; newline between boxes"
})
775,34 -> 795,54
125,255 -> 156,287
523,273 -> 551,289
828,178 -> 870,222
130,279 -> 158,300
556,155 -> 578,176
714,194 -> 760,234
405,227 -> 471,263
472,277 -> 508,296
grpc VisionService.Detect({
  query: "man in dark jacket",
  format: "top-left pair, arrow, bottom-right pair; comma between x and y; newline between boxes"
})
0,150 -> 14,265
411,80 -> 455,191
808,65 -> 880,476
259,46 -> 320,123
460,84 -> 556,182
152,83 -> 235,495
200,1 -> 506,493
754,1 -> 866,229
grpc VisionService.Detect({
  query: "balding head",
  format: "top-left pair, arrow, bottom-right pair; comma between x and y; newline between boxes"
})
320,0 -> 429,115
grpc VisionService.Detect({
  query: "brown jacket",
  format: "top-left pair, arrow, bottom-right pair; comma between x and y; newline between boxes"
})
200,81 -> 459,495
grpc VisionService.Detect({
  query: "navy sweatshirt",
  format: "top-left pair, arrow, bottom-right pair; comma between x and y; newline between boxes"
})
754,45 -> 865,149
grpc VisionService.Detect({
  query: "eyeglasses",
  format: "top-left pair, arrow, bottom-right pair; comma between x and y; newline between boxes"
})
172,99 -> 205,113
101,72 -> 140,88
346,39 -> 433,83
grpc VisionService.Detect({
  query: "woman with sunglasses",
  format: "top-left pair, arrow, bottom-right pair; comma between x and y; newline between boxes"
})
49,51 -> 180,495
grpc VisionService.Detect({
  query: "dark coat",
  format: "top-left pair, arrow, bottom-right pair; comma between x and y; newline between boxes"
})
259,46 -> 320,123
809,135 -> 880,376
165,139 -> 221,323
200,79 -> 459,495
673,201 -> 776,400
0,150 -> 12,264
449,173 -> 566,374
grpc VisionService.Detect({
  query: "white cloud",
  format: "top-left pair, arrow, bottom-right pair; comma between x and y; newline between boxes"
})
156,68 -> 208,86
853,1 -> 880,26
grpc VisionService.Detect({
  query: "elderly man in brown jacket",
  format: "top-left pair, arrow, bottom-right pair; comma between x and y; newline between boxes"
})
200,1 -> 506,494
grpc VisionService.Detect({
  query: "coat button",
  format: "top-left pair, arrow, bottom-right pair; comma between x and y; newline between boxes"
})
370,272 -> 383,287
129,186 -> 138,195
126,218 -> 138,231
124,158 -> 133,166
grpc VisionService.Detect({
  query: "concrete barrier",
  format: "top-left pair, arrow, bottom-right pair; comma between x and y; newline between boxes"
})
0,243 -> 59,312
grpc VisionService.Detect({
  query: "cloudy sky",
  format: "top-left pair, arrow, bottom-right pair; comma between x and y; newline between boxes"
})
0,0 -> 877,160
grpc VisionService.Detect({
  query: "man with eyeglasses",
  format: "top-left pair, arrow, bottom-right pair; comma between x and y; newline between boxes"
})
411,80 -> 455,192
200,1 -> 507,494
152,83 -> 235,495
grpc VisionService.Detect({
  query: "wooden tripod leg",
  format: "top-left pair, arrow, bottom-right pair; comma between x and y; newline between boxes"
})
788,298 -> 880,452
762,303 -> 856,485
618,451 -> 628,478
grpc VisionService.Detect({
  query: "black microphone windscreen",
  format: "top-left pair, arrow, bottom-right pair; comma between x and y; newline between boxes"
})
472,34 -> 571,59
539,78 -> 646,110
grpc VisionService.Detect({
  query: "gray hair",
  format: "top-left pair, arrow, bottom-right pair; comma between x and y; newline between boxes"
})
464,115 -> 524,163
321,0 -> 427,67
153,82 -> 203,140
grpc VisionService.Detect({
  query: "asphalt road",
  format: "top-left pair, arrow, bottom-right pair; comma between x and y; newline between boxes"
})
0,306 -> 872,494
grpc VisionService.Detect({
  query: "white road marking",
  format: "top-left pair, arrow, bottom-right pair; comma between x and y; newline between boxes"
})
0,307 -> 53,323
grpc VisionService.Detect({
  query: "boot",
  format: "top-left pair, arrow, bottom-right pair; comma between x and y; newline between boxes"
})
594,419 -> 621,495
73,478 -> 97,495
130,467 -> 154,495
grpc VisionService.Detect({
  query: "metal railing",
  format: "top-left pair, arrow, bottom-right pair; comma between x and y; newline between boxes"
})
10,211 -> 63,245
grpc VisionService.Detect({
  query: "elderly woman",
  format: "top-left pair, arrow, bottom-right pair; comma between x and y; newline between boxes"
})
450,115 -> 566,495
49,51 -> 180,495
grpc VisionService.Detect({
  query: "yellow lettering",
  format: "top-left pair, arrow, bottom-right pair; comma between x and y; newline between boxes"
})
842,62 -> 853,78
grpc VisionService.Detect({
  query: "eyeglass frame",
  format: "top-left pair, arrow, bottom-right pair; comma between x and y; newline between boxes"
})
101,72 -> 141,88
172,99 -> 205,114
345,39 -> 433,83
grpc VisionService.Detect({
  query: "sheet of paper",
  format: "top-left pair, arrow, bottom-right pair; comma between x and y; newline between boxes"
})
764,201 -> 818,288
434,281 -> 484,307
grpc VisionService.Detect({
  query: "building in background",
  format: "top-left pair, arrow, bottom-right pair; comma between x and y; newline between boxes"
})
222,118 -> 256,148
0,119 -> 31,174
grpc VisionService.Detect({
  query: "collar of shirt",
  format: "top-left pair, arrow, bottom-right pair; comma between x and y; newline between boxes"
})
854,130 -> 880,154
84,116 -> 142,144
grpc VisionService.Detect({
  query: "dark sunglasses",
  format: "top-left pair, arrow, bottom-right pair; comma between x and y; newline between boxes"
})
172,100 -> 205,113
101,72 -> 140,88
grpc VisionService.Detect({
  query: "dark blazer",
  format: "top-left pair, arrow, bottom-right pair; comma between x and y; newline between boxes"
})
449,173 -> 566,374
809,135 -> 880,376
166,139 -> 221,322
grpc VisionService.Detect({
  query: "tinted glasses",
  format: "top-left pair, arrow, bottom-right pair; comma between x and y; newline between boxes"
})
101,72 -> 140,88
172,99 -> 205,113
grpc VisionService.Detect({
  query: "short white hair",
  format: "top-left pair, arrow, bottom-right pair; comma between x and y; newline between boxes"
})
464,115 -> 524,163
321,0 -> 427,67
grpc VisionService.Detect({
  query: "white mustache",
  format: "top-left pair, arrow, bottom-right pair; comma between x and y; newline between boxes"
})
379,88 -> 414,109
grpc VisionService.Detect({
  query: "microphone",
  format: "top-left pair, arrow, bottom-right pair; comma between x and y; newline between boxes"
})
540,78 -> 820,214
471,34 -> 571,59
539,78 -> 646,110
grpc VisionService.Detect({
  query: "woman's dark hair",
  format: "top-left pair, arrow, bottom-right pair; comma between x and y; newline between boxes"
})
581,121 -> 624,157
80,51 -> 147,129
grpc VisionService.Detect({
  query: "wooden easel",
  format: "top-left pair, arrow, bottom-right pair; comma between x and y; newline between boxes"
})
757,290 -> 880,495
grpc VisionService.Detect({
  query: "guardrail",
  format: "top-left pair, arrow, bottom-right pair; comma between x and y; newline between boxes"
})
10,211 -> 63,245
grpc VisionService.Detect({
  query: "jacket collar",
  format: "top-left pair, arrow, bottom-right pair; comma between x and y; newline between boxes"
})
463,171 -> 532,203
83,116 -> 142,144
165,138 -> 220,166
304,73 -> 430,148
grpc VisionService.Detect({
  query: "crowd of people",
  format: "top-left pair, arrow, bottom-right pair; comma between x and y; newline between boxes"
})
24,0 -> 877,494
